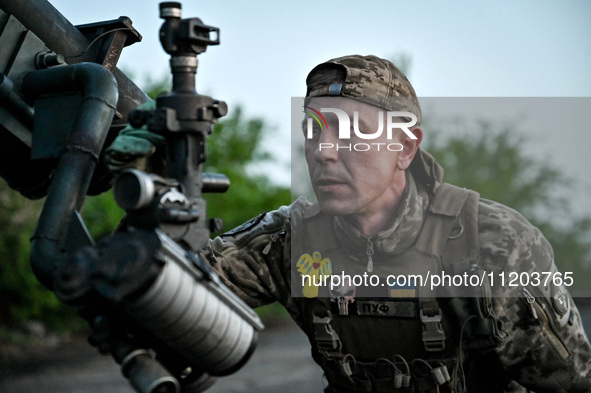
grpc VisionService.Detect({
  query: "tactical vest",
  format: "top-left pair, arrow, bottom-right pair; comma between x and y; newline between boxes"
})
291,183 -> 506,393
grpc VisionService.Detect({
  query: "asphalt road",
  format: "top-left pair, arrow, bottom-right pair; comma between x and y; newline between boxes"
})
2,298 -> 591,393
0,319 -> 325,393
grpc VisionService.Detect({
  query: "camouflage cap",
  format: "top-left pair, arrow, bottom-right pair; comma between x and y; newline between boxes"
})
305,54 -> 422,125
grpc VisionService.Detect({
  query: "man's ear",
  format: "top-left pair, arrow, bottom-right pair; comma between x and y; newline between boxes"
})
396,127 -> 423,171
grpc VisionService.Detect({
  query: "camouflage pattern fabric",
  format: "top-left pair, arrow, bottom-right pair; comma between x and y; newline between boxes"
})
305,54 -> 422,125
477,197 -> 591,391
198,166 -> 591,392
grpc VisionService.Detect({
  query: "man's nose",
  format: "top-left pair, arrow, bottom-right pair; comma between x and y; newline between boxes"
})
314,129 -> 340,164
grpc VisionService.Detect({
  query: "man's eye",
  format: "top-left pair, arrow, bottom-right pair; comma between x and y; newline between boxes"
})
306,126 -> 321,139
302,118 -> 322,139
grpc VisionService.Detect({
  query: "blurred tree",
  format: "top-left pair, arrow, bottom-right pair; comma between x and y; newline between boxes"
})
0,183 -> 76,331
205,106 -> 290,233
423,122 -> 564,218
389,52 -> 413,77
422,121 -> 591,291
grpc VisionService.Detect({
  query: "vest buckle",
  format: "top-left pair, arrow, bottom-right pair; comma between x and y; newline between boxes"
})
420,308 -> 446,351
313,312 -> 342,353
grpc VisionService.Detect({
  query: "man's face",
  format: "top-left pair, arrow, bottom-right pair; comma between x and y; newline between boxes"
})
304,96 -> 420,220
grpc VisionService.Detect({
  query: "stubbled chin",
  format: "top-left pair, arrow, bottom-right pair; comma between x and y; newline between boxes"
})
316,197 -> 357,217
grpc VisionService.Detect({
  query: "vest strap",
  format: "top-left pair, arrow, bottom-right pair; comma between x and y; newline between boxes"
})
440,189 -> 507,351
414,183 -> 471,257
415,184 -> 474,353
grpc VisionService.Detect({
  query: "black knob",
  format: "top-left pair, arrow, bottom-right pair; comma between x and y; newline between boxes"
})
211,101 -> 228,118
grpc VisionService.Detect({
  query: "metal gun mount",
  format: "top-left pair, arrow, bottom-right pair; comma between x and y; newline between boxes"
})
0,1 -> 263,393
64,3 -> 263,393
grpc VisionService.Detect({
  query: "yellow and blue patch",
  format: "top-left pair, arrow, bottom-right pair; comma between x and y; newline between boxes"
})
389,278 -> 416,298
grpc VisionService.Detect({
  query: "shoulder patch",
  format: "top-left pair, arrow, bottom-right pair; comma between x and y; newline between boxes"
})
552,291 -> 570,317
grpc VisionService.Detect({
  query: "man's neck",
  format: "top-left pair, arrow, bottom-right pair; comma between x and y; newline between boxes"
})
344,173 -> 407,237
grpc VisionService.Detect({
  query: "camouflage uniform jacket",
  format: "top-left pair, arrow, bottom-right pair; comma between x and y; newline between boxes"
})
199,153 -> 591,392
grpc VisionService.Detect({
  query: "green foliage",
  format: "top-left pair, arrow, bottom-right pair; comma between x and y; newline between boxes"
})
144,73 -> 172,100
205,107 -> 290,232
82,191 -> 125,241
0,182 -> 77,330
422,121 -> 591,290
255,302 -> 289,325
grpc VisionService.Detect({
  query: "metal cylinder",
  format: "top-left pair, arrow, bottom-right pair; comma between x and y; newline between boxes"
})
122,230 -> 263,377
121,349 -> 180,393
114,169 -> 157,211
202,173 -> 230,194
26,63 -> 118,289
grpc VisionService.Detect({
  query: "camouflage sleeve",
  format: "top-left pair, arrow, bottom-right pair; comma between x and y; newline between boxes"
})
198,202 -> 298,311
479,200 -> 591,392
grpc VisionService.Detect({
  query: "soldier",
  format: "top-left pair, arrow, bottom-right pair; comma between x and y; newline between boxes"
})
105,55 -> 591,392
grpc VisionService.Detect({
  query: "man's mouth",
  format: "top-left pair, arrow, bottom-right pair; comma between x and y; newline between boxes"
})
315,177 -> 347,193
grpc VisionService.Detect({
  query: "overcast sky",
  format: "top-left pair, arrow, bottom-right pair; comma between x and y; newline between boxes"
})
50,0 -> 591,97
49,0 -> 591,212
